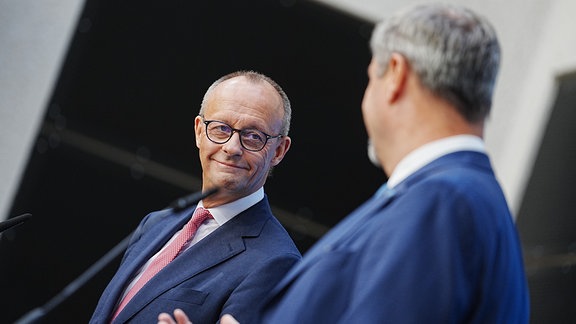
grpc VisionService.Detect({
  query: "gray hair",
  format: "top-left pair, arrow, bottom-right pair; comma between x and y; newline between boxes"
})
370,3 -> 501,122
200,70 -> 292,135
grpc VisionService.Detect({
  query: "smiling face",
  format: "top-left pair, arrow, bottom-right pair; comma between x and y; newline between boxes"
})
194,76 -> 291,205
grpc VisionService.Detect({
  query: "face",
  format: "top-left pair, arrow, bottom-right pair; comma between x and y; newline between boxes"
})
195,76 -> 291,202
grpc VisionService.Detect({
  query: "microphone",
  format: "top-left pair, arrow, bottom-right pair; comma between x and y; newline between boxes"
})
14,188 -> 219,324
0,213 -> 32,233
169,187 -> 219,211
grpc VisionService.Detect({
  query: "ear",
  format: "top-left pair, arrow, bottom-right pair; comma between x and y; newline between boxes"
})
194,116 -> 203,148
386,53 -> 409,103
270,135 -> 291,166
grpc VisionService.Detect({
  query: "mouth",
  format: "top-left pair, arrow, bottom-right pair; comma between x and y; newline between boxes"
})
215,159 -> 246,171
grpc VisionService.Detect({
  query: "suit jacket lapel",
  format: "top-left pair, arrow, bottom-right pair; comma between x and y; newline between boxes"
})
114,199 -> 272,323
100,209 -> 189,321
267,189 -> 397,299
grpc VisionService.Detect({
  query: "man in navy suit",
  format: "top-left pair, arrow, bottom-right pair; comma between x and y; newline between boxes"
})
161,3 -> 530,324
89,70 -> 301,324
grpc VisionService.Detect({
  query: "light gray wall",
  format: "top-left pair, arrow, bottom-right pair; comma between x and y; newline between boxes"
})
0,0 -> 85,221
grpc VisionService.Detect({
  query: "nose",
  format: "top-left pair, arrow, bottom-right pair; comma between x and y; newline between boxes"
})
221,131 -> 243,154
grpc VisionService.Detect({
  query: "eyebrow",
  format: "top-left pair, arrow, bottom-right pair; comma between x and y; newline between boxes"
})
205,117 -> 271,133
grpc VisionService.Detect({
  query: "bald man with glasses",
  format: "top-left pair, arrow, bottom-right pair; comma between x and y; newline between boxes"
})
89,70 -> 301,324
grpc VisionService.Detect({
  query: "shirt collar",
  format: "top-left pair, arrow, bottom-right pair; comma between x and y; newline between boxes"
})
197,187 -> 264,226
386,135 -> 485,189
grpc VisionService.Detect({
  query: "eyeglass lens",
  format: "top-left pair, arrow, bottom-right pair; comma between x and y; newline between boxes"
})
206,121 -> 267,151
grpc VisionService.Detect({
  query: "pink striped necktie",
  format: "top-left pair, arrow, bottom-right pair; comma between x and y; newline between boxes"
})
111,207 -> 213,321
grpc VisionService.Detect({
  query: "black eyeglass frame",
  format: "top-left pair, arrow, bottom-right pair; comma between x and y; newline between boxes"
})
200,116 -> 283,152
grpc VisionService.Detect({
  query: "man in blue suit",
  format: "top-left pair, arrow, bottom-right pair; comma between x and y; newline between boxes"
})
253,3 -> 530,323
160,3 -> 530,324
155,3 -> 529,324
89,70 -> 301,324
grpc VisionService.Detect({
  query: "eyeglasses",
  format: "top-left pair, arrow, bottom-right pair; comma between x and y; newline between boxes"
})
201,117 -> 283,152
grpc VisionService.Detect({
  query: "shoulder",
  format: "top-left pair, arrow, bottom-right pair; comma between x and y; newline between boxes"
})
128,207 -> 189,244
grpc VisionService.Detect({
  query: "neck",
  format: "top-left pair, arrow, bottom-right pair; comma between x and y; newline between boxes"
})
381,100 -> 484,177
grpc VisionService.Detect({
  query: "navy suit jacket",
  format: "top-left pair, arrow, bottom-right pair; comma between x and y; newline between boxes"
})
261,151 -> 530,323
90,195 -> 301,324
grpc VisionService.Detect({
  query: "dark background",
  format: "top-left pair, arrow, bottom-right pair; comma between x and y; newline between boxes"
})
515,71 -> 576,324
1,0 -> 574,323
0,0 -> 381,323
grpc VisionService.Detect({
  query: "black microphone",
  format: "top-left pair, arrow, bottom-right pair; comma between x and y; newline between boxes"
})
0,213 -> 32,233
14,188 -> 219,324
169,187 -> 219,211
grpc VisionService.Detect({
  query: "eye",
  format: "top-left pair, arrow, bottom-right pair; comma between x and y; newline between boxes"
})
218,124 -> 231,132
212,123 -> 232,134
242,129 -> 265,143
207,122 -> 233,141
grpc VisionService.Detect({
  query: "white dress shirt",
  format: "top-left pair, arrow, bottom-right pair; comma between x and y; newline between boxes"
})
386,135 -> 486,189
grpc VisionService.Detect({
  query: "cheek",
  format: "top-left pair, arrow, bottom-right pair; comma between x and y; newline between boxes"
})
249,150 -> 276,178
361,83 -> 385,137
257,149 -> 274,168
362,85 -> 377,122
198,139 -> 218,163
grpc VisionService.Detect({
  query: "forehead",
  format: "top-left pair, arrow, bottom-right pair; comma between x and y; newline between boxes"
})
216,76 -> 275,95
205,76 -> 284,127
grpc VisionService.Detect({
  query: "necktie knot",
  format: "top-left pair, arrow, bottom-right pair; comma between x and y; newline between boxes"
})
192,207 -> 213,228
179,207 -> 212,250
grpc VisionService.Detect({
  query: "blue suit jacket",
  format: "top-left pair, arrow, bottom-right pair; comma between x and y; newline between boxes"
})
261,151 -> 530,323
90,195 -> 301,324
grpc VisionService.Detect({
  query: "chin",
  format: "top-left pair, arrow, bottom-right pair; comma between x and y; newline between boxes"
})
367,139 -> 382,168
